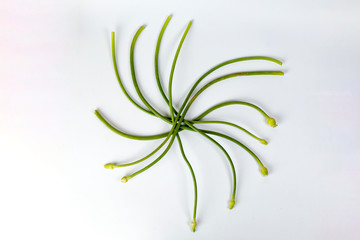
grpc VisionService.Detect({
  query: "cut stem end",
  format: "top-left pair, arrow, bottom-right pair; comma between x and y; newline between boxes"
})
229,199 -> 235,209
260,167 -> 269,176
191,221 -> 197,232
121,176 -> 130,183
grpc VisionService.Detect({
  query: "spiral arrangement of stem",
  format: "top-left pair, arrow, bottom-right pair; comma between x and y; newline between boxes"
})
96,16 -> 284,232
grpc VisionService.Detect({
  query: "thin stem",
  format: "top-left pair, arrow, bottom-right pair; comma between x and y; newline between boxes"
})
176,134 -> 197,228
174,57 -> 282,122
184,121 -> 236,202
111,32 -> 153,115
110,130 -> 173,168
128,133 -> 177,179
168,21 -> 193,121
155,16 -> 172,104
180,71 -> 283,127
193,101 -> 271,121
95,110 -> 168,140
201,129 -> 265,169
125,111 -> 187,178
130,26 -> 171,124
190,120 -> 267,144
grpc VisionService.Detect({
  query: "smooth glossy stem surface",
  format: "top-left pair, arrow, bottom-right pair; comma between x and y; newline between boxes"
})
193,101 -> 271,121
111,32 -> 152,115
129,132 -> 176,178
174,57 -> 282,121
155,16 -> 172,104
185,121 -> 236,200
202,129 -> 265,168
128,109 -> 186,177
176,134 -> 197,222
180,72 -> 283,127
130,26 -> 171,124
168,21 -> 192,121
95,110 -> 168,140
113,131 -> 173,167
191,120 -> 264,142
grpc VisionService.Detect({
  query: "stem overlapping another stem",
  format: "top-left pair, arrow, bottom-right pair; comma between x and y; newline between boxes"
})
96,15 -> 284,232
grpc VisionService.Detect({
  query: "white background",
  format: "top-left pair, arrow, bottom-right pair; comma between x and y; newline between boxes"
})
1,0 -> 360,239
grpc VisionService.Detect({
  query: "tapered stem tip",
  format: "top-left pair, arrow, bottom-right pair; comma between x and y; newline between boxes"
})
260,166 -> 269,176
229,199 -> 235,209
104,163 -> 115,169
267,118 -> 277,128
190,221 -> 197,232
260,139 -> 268,145
121,176 -> 129,183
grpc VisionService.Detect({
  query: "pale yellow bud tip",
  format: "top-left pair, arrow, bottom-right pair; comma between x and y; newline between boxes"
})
121,176 -> 129,183
267,118 -> 277,128
104,163 -> 115,169
260,167 -> 268,176
260,139 -> 268,145
190,221 -> 197,232
229,199 -> 235,209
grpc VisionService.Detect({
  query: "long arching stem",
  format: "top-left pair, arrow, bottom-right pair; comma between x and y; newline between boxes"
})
193,101 -> 272,121
184,121 -> 237,207
130,26 -> 171,123
190,120 -> 267,144
168,21 -> 192,121
176,134 -> 198,231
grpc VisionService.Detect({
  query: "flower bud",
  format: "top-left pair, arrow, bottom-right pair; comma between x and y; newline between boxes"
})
267,118 -> 277,128
260,166 -> 268,176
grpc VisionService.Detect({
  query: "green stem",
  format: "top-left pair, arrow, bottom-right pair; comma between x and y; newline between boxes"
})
193,101 -> 271,121
187,71 -> 283,111
111,32 -> 153,116
168,21 -> 193,121
174,57 -> 282,122
179,71 -> 283,128
184,121 -> 236,202
125,110 -> 187,178
110,131 -> 173,168
190,120 -> 267,144
176,134 -> 197,227
127,72 -> 279,176
130,26 -> 171,124
202,129 -> 265,169
95,109 -> 168,140
128,132 -> 177,179
155,16 -> 172,104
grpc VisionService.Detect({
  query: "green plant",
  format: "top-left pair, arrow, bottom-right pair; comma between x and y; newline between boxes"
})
95,15 -> 284,232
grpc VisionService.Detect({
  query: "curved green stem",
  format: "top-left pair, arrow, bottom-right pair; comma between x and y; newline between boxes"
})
184,121 -> 236,205
168,21 -> 192,121
123,109 -> 187,178
130,26 -> 171,124
176,134 -> 197,231
201,129 -> 267,173
127,132 -> 177,179
155,16 -> 172,104
106,130 -> 173,169
190,120 -> 267,144
95,109 -> 169,140
174,57 -> 282,122
179,71 -> 283,128
111,32 -> 153,116
193,101 -> 271,121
